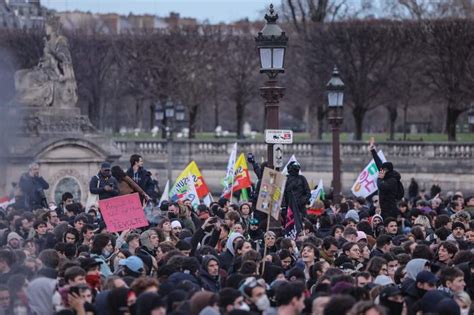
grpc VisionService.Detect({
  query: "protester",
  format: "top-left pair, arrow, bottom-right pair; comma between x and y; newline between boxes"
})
0,151 -> 471,315
89,162 -> 119,200
369,139 -> 403,219
19,162 -> 49,211
126,154 -> 155,203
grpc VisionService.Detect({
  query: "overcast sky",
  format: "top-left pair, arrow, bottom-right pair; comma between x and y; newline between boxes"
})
43,0 -> 273,24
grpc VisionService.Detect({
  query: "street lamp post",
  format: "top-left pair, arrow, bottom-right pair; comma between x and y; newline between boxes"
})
256,4 -> 288,168
155,100 -> 186,183
326,66 -> 345,204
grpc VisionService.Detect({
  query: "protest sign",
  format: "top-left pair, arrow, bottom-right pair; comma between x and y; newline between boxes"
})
351,151 -> 387,198
99,193 -> 148,232
256,167 -> 287,220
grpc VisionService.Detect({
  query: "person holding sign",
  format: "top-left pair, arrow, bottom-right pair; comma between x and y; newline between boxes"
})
369,138 -> 404,219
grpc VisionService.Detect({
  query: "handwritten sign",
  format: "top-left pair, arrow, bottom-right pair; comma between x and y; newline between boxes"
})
98,193 -> 148,232
351,151 -> 387,198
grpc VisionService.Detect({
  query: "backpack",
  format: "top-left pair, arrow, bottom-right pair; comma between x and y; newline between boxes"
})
396,180 -> 405,200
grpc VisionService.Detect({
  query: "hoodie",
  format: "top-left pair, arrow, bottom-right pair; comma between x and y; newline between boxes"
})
200,255 -> 221,293
26,268 -> 58,315
405,259 -> 428,280
219,233 -> 243,271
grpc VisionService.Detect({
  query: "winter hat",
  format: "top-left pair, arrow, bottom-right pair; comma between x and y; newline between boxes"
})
7,232 -> 22,242
356,231 -> 368,242
452,221 -> 466,231
381,162 -> 393,172
345,210 -> 360,222
374,275 -> 394,286
372,214 -> 384,224
171,221 -> 182,229
118,256 -> 144,273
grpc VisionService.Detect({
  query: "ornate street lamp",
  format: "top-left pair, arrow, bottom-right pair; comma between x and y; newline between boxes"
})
256,4 -> 288,79
154,101 -> 164,122
326,66 -> 345,204
256,3 -> 288,168
176,103 -> 186,122
165,100 -> 175,118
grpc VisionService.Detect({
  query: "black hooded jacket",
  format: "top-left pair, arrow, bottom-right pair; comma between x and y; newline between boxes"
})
371,149 -> 401,219
283,164 -> 311,215
200,256 -> 221,293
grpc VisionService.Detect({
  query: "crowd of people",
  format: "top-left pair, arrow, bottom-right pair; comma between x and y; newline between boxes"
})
0,145 -> 473,315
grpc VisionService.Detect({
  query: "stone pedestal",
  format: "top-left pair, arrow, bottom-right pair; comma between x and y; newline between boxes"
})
0,106 -> 121,205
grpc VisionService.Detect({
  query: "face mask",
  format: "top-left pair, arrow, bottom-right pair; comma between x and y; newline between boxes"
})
255,295 -> 270,311
102,249 -> 112,258
381,300 -> 403,315
238,303 -> 251,311
85,274 -> 101,288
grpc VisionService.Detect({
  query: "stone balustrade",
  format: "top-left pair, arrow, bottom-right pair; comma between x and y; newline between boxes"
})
111,139 -> 474,193
113,139 -> 474,159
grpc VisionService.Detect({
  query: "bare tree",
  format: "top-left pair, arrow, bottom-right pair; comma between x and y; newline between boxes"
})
223,28 -> 259,138
310,20 -> 410,140
279,0 -> 350,139
385,0 -> 474,19
68,31 -> 118,130
420,19 -> 474,141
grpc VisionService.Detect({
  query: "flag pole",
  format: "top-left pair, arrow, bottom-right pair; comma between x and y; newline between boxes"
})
261,208 -> 271,276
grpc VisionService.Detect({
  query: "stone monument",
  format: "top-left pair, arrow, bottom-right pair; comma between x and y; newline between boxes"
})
0,15 -> 120,204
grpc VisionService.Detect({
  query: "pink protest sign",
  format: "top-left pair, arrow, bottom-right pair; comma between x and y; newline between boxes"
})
98,193 -> 148,232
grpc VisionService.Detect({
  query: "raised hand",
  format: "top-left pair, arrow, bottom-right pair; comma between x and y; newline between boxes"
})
368,136 -> 375,151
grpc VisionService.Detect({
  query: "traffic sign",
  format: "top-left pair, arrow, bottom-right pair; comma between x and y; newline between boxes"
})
265,129 -> 293,144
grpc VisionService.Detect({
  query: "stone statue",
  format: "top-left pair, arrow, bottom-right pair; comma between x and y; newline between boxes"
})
15,15 -> 78,108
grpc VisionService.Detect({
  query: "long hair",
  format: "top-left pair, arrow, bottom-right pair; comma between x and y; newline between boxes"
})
111,166 -> 126,181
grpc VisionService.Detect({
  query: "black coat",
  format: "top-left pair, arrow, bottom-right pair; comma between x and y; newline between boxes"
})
371,149 -> 401,219
89,173 -> 119,200
283,172 -> 311,215
199,268 -> 220,293
19,173 -> 49,210
126,167 -> 155,198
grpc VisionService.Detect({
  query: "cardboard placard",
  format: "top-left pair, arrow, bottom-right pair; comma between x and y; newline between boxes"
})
99,193 -> 148,232
256,167 -> 287,220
